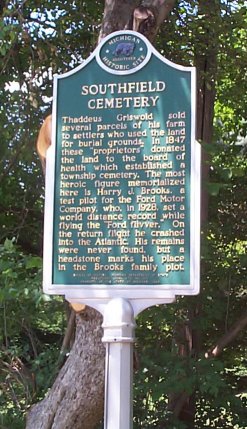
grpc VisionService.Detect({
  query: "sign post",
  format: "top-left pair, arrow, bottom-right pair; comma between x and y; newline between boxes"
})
102,298 -> 135,429
43,30 -> 201,428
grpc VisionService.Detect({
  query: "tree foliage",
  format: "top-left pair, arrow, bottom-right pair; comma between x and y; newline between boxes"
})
0,1 -> 246,428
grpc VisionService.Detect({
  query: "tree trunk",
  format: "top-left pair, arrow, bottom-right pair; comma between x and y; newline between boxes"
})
98,0 -> 175,43
167,0 -> 221,426
27,2 -> 175,428
26,308 -> 105,429
196,0 -> 221,224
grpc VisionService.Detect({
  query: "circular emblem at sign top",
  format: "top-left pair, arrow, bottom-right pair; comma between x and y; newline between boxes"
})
97,30 -> 151,75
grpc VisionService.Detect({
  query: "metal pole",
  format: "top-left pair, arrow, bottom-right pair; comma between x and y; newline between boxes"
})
102,298 -> 136,429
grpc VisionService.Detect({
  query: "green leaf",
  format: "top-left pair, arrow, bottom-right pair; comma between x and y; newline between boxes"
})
206,182 -> 228,196
25,256 -> 42,269
3,238 -> 15,252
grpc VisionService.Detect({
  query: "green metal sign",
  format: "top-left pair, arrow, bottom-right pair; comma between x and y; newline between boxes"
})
43,30 -> 200,304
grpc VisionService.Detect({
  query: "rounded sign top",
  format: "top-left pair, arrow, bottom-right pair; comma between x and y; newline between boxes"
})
96,31 -> 151,75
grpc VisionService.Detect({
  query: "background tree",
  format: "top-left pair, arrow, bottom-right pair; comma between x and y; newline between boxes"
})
0,1 -> 246,429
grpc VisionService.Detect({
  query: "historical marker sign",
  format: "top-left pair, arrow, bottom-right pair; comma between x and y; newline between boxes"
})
43,30 -> 201,305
